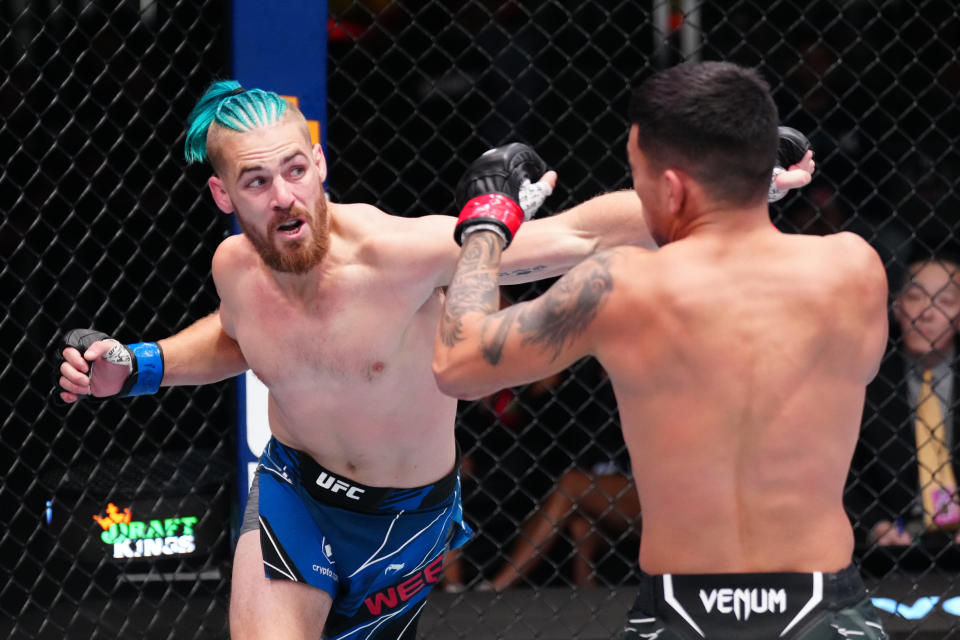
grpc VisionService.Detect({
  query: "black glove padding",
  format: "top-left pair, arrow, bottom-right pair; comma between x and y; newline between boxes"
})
769,126 -> 812,203
63,328 -> 113,354
454,143 -> 550,247
58,328 -> 135,399
777,126 -> 811,168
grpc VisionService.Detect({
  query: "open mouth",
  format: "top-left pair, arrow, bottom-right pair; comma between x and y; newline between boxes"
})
275,218 -> 305,235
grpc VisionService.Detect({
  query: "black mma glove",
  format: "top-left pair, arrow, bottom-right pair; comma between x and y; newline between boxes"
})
769,126 -> 812,202
454,143 -> 553,248
59,328 -> 164,398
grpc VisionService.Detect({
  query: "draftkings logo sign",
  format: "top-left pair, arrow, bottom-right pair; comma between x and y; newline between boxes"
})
93,502 -> 199,559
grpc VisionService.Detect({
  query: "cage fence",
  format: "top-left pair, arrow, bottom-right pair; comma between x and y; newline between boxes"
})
1,1 -> 958,638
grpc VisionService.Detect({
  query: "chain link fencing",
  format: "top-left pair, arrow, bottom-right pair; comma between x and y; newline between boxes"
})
1,1 -> 233,638
2,0 -> 958,638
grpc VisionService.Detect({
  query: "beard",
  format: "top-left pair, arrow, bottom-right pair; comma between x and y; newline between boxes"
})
237,196 -> 330,274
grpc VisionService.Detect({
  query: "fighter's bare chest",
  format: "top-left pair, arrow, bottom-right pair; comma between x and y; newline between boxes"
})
228,279 -> 429,388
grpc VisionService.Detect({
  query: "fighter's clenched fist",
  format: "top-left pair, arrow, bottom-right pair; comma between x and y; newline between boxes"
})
769,126 -> 814,202
454,143 -> 555,248
57,328 -> 163,402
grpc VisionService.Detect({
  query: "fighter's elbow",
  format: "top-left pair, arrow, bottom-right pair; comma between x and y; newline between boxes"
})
432,358 -> 486,400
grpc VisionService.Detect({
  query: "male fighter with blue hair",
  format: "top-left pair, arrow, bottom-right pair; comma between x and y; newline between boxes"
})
57,79 -> 813,639
184,82 -> 291,163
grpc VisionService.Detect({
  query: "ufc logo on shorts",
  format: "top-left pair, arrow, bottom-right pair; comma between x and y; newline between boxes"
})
316,471 -> 365,500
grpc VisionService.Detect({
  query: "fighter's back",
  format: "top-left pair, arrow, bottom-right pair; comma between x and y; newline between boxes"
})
599,229 -> 889,574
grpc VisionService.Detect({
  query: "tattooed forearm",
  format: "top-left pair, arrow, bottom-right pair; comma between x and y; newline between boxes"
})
481,305 -> 521,365
439,233 -> 503,347
498,265 -> 548,278
513,252 -> 614,359
470,251 -> 616,365
440,271 -> 499,346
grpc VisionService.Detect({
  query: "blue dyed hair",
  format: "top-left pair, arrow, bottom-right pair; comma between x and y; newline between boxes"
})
184,80 -> 290,165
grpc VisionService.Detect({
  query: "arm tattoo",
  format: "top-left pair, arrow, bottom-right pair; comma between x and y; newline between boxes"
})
482,252 -> 614,364
481,305 -> 520,365
498,265 -> 548,278
439,233 -> 503,347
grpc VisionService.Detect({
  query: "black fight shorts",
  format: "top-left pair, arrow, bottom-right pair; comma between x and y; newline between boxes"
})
618,564 -> 888,639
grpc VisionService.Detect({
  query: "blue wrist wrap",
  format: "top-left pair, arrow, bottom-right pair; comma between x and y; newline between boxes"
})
126,342 -> 164,396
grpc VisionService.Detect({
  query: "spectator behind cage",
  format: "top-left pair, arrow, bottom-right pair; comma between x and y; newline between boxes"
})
482,459 -> 639,591
847,250 -> 960,546
482,364 -> 639,591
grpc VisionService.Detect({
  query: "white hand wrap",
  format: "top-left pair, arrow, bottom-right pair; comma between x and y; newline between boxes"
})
768,166 -> 788,203
102,341 -> 133,367
518,179 -> 554,219
460,222 -> 507,246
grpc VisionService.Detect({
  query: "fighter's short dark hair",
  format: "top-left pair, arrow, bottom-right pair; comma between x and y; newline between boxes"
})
628,61 -> 779,205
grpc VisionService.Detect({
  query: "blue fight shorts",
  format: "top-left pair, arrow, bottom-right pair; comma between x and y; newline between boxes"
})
242,436 -> 474,640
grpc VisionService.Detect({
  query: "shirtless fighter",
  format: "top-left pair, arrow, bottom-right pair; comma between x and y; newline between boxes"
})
57,80 -> 812,639
53,80 -> 652,640
433,61 -> 889,639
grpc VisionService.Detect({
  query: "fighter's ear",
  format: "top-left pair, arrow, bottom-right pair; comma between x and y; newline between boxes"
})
313,143 -> 327,183
662,169 -> 685,216
208,176 -> 235,214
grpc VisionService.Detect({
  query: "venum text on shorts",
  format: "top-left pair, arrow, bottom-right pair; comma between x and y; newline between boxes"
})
699,587 -> 787,621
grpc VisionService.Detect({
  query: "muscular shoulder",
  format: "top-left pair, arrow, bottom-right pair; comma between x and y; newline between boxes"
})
211,234 -> 264,309
335,202 -> 443,231
336,202 -> 456,281
821,232 -> 887,296
333,201 -> 392,227
210,235 -> 259,338
817,232 -> 889,376
825,230 -> 880,262
565,246 -> 658,320
336,203 -> 451,247
211,234 -> 258,283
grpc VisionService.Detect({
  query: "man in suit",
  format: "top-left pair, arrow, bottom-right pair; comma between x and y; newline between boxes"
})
847,251 -> 960,546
